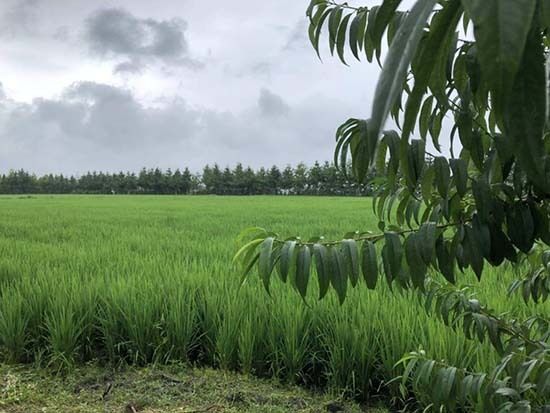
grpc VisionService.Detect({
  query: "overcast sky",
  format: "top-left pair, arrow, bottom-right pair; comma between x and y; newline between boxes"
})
0,0 -> 390,175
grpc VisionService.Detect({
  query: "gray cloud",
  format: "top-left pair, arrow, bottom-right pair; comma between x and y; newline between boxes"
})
85,8 -> 198,73
258,88 -> 289,117
283,19 -> 308,51
113,60 -> 144,75
0,82 -> 351,174
0,0 -> 400,174
0,0 -> 39,38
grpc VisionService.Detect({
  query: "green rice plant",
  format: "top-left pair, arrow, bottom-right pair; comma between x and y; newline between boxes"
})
267,292 -> 314,383
0,289 -> 29,362
237,289 -> 269,375
318,293 -> 380,398
212,287 -> 244,370
163,281 -> 198,363
0,195 -> 547,406
44,297 -> 87,369
113,280 -> 166,364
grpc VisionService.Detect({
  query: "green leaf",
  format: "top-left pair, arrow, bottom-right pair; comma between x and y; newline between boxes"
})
540,0 -> 550,28
419,96 -> 434,140
240,253 -> 260,286
313,243 -> 330,299
278,240 -> 297,282
341,239 -> 360,287
503,28 -> 548,193
329,247 -> 348,304
349,11 -> 366,60
507,202 -> 535,253
421,164 -> 435,203
369,0 -> 438,144
405,233 -> 427,289
336,13 -> 352,65
418,222 -> 437,265
429,109 -> 443,151
464,225 -> 484,279
436,237 -> 455,283
233,237 -> 264,265
537,367 -> 550,396
449,158 -> 468,197
294,245 -> 311,299
328,7 -> 344,55
372,0 -> 402,52
472,178 -> 492,222
487,223 -> 516,266
382,232 -> 403,285
435,367 -> 457,407
513,360 -> 538,390
434,157 -> 451,199
259,237 -> 275,292
308,7 -> 333,58
402,0 -> 462,141
349,121 -> 372,182
471,214 -> 491,260
236,227 -> 268,246
361,240 -> 378,289
364,6 -> 378,62
404,139 -> 426,190
461,0 -> 537,122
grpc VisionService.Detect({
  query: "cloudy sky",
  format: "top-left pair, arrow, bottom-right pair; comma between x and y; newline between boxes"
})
0,0 -> 387,175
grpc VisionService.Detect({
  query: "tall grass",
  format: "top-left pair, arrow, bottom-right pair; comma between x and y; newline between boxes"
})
0,195 -> 546,404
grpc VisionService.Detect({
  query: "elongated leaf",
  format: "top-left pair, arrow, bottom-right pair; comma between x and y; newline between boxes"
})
313,243 -> 330,299
341,239 -> 360,287
349,11 -> 365,60
372,0 -> 402,51
370,0 -> 438,144
259,237 -> 275,292
278,240 -> 297,282
328,7 -> 344,55
503,28 -> 548,193
436,238 -> 455,283
329,247 -> 348,304
234,237 -> 264,265
461,0 -> 537,122
472,178 -> 492,222
383,232 -> 403,284
295,245 -> 311,299
449,158 -> 468,197
405,233 -> 427,289
402,0 -> 462,141
434,157 -> 451,199
507,202 -> 535,253
419,96 -> 434,140
336,13 -> 352,65
309,7 -> 333,58
419,222 -> 437,265
464,226 -> 484,279
361,240 -> 378,289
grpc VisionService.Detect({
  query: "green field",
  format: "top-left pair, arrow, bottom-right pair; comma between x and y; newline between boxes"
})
0,195 -> 546,407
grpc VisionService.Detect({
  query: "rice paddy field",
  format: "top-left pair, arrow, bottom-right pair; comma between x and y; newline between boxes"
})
0,195 -> 547,408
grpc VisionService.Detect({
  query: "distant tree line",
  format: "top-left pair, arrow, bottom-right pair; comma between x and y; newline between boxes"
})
0,162 -> 375,196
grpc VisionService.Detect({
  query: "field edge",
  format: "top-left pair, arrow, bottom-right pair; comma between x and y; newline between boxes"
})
0,363 -> 388,413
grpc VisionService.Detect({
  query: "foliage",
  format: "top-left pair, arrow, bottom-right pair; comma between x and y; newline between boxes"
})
236,0 -> 550,411
0,162 -> 375,196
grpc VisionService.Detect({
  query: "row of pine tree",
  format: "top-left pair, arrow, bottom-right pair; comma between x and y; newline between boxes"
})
0,162 -> 375,195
